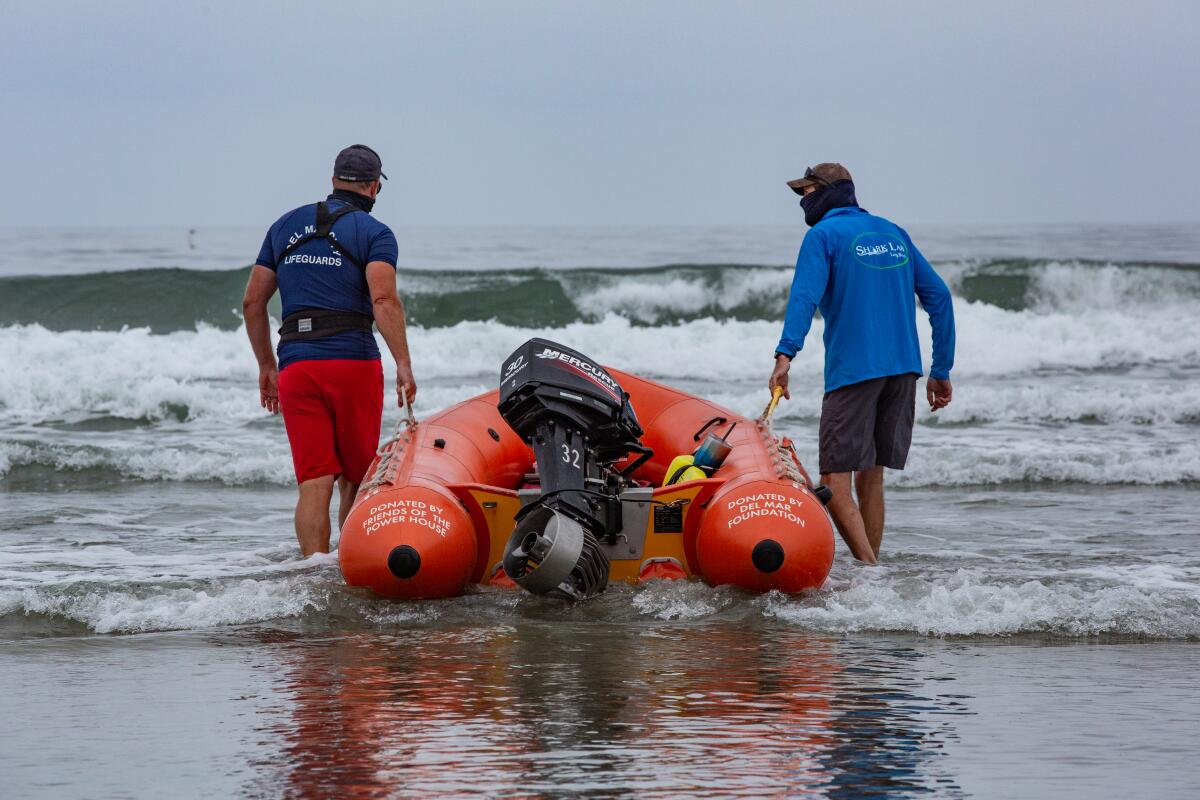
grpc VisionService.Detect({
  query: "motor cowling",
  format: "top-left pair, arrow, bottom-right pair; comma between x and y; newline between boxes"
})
498,339 -> 648,599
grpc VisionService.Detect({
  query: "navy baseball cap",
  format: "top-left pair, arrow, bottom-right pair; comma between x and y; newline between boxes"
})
334,144 -> 388,182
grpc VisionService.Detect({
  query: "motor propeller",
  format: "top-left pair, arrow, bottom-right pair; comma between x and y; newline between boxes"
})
502,505 -> 609,600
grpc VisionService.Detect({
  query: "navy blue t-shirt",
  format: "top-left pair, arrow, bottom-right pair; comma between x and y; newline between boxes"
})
255,195 -> 398,369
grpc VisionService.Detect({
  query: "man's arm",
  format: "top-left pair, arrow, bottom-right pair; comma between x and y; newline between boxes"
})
912,241 -> 955,411
769,231 -> 829,399
242,265 -> 280,414
366,262 -> 417,406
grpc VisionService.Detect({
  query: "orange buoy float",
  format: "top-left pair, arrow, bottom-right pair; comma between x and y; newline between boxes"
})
339,338 -> 834,600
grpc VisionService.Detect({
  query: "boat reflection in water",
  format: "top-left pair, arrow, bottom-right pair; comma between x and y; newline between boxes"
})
255,613 -> 969,798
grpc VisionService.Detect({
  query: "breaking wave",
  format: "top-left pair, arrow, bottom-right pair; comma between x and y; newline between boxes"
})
1,289 -> 1198,487
2,286 -> 1196,421
1,258 -> 1197,331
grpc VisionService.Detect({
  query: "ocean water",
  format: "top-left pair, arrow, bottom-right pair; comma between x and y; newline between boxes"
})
1,223 -> 1198,798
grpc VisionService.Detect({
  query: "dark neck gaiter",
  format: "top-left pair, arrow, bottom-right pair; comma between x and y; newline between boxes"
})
800,180 -> 858,227
329,189 -> 375,213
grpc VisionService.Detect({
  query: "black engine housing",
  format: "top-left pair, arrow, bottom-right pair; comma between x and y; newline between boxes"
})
499,338 -> 643,464
497,339 -> 650,598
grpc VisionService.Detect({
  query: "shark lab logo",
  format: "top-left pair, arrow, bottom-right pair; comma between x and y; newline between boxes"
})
850,232 -> 910,270
535,348 -> 621,399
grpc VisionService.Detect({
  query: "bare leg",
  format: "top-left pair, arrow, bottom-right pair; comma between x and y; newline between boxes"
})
295,475 -> 336,556
855,466 -> 885,558
336,477 -> 359,531
821,472 -> 877,564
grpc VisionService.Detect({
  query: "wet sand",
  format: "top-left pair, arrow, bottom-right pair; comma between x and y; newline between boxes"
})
3,624 -> 1196,799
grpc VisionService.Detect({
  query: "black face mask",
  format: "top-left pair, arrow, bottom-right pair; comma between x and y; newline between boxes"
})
330,188 -> 376,213
800,180 -> 858,227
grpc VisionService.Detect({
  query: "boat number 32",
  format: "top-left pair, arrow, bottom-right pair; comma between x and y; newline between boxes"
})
561,445 -> 581,468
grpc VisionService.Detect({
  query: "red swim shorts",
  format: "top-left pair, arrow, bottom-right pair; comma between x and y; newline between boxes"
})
278,358 -> 384,484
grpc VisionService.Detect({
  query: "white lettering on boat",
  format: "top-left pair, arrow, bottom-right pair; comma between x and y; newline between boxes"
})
725,492 -> 808,529
363,500 -> 451,537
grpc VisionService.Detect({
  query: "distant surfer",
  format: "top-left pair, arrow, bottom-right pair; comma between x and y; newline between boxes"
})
242,144 -> 418,556
768,163 -> 955,564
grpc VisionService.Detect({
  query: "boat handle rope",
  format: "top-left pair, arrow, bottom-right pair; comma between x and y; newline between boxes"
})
362,387 -> 419,493
757,386 -> 812,488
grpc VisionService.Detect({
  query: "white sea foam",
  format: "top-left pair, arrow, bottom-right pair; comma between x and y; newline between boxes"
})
386,301 -> 1200,385
919,381 -> 1200,427
1030,261 -> 1200,313
951,302 -> 1198,375
2,294 -> 1194,409
631,579 -> 739,620
573,268 -> 792,322
0,575 -> 333,634
0,435 -> 292,484
3,527 -> 1196,637
707,380 -> 1200,428
0,542 -> 305,585
9,566 -> 1192,638
0,324 -> 256,423
7,426 -> 1192,487
0,323 -> 489,424
761,567 -> 1200,638
577,277 -> 722,322
893,431 -> 1200,487
1062,563 -> 1200,593
2,283 -> 1198,486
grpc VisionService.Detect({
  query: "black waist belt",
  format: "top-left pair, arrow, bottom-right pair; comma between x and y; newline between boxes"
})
279,308 -> 374,343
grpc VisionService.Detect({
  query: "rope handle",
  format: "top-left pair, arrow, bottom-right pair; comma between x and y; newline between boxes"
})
760,386 -> 784,421
376,386 -> 418,456
362,387 -> 419,492
401,385 -> 417,429
779,437 -> 815,489
757,386 -> 815,490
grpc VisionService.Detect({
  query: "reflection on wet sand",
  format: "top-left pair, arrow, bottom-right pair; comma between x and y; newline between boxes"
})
258,622 -> 968,798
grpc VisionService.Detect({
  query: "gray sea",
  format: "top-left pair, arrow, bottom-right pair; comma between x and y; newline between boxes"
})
1,223 -> 1198,798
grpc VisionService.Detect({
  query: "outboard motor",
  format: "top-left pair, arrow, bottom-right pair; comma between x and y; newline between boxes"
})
498,338 -> 651,599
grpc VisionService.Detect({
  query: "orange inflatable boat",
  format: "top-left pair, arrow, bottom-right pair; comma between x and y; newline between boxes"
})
340,338 -> 835,600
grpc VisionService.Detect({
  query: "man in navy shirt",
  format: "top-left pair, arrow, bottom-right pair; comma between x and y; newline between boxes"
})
769,163 -> 955,564
242,144 -> 418,556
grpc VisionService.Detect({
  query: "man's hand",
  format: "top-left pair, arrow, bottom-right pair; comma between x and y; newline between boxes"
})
769,355 -> 791,400
397,363 -> 418,407
927,377 -> 952,412
259,365 -> 280,414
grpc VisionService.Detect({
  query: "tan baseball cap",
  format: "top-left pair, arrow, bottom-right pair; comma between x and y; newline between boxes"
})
787,163 -> 853,195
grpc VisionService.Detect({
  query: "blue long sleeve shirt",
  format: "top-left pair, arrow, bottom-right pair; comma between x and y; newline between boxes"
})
775,206 -> 955,393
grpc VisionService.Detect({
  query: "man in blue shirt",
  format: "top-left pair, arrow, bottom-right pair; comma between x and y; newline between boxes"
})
242,144 -> 418,557
768,163 -> 955,564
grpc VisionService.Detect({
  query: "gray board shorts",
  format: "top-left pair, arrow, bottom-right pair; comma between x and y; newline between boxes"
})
819,373 -> 918,475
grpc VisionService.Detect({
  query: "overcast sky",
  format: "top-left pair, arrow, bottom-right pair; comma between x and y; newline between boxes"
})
4,1 -> 1198,227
